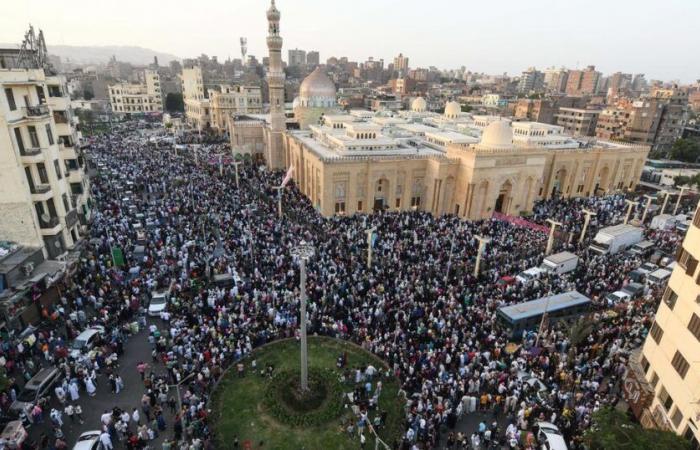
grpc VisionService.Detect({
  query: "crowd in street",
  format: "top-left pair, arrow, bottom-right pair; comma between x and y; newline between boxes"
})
0,121 -> 694,450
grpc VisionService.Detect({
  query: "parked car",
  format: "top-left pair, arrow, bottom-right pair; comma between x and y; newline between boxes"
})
605,290 -> 631,306
536,422 -> 568,450
9,368 -> 62,417
70,328 -> 102,359
148,291 -> 169,317
71,430 -> 102,450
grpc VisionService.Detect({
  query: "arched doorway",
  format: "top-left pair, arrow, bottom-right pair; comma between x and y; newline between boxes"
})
596,166 -> 610,195
374,178 -> 389,212
552,168 -> 567,197
495,180 -> 513,214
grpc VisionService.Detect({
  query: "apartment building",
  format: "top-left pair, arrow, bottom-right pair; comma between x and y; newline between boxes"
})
555,107 -> 601,136
0,42 -> 90,259
632,206 -> 700,448
565,66 -> 601,95
108,69 -> 163,114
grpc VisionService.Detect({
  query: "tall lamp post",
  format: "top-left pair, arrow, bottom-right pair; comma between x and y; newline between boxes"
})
545,219 -> 562,255
232,160 -> 243,190
291,241 -> 315,392
579,209 -> 597,245
673,187 -> 688,215
169,372 -> 196,427
624,200 -> 639,224
659,190 -> 671,215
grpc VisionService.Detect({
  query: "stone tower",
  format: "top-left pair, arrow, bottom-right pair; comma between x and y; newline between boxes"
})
265,0 -> 286,170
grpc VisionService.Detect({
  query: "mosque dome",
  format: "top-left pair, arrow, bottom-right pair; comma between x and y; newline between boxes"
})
478,120 -> 514,150
299,66 -> 337,101
411,97 -> 427,112
444,101 -> 461,119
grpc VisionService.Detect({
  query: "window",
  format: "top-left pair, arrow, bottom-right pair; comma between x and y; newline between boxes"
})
5,88 -> 16,111
45,124 -> 54,146
678,247 -> 698,274
663,287 -> 678,310
35,86 -> 46,104
53,159 -> 63,179
671,351 -> 690,378
62,193 -> 71,212
28,126 -> 40,148
641,355 -> 650,373
13,128 -> 24,152
672,408 -> 684,429
411,196 -> 421,207
649,322 -> 664,344
395,198 -> 401,208
693,208 -> 700,228
689,314 -> 700,342
659,386 -> 674,411
650,372 -> 659,389
357,201 -> 363,211
37,163 -> 49,184
334,202 -> 345,214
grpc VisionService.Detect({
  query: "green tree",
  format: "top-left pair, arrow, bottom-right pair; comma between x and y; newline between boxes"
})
166,93 -> 184,112
584,408 -> 690,450
669,138 -> 700,162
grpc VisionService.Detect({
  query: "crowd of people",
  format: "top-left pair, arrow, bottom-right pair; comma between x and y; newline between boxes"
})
0,121 -> 694,450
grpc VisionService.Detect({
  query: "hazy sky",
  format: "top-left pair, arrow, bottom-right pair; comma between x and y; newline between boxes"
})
4,0 -> 699,82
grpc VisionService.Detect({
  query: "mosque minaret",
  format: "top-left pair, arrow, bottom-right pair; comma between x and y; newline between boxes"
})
265,0 -> 286,169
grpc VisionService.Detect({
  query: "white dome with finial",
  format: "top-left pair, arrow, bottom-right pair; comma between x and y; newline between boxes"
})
444,100 -> 461,119
411,97 -> 427,112
477,120 -> 514,150
298,66 -> 336,108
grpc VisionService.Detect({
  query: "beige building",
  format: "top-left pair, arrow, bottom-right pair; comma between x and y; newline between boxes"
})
235,1 -> 649,219
633,209 -> 700,447
108,69 -> 163,114
0,45 -> 90,259
556,107 -> 601,137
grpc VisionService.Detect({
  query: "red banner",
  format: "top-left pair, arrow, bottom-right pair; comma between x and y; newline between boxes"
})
491,212 -> 550,234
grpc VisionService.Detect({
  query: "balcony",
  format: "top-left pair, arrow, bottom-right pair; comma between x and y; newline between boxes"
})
39,216 -> 60,229
65,209 -> 79,228
23,104 -> 50,118
30,183 -> 52,201
19,147 -> 45,163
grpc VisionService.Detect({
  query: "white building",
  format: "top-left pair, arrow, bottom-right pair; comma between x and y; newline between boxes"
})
0,37 -> 90,259
108,69 -> 163,115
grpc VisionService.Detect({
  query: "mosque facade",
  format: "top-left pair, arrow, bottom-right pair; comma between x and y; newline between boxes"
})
229,1 -> 650,219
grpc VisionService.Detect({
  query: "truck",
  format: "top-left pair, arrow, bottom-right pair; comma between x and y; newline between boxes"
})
589,224 -> 643,255
650,214 -> 677,231
540,251 -> 579,275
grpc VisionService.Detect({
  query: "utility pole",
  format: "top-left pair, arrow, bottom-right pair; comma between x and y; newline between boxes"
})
660,190 -> 671,215
365,227 -> 377,269
474,235 -> 491,278
232,160 -> 242,190
579,209 -> 597,245
673,187 -> 688,215
291,241 -> 315,392
641,194 -> 655,224
545,219 -> 562,255
624,200 -> 639,224
273,186 -> 283,219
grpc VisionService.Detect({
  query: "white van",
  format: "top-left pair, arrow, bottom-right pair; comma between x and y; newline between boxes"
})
70,328 -> 102,359
646,268 -> 672,287
536,422 -> 568,450
540,252 -> 578,275
516,267 -> 545,284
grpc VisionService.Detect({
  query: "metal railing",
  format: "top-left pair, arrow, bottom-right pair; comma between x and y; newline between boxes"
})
20,147 -> 42,156
23,104 -> 49,117
30,184 -> 51,194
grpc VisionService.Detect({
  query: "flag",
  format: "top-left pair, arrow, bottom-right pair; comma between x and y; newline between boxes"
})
111,247 -> 125,267
281,166 -> 294,188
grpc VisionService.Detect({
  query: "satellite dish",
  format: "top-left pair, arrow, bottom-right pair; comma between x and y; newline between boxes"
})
54,241 -> 61,248
41,213 -> 50,223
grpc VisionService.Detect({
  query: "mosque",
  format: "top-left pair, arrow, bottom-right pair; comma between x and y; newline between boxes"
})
228,1 -> 650,219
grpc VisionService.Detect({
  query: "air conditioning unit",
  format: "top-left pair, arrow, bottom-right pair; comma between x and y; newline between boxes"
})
22,262 -> 35,276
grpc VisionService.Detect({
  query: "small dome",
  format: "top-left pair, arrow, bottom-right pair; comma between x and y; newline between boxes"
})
478,120 -> 513,150
444,101 -> 461,118
411,97 -> 427,112
299,66 -> 336,101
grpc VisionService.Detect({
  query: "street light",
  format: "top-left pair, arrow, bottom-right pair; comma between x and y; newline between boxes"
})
168,372 -> 196,427
290,241 -> 315,392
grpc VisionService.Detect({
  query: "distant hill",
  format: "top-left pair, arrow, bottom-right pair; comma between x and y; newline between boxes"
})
0,43 -> 180,66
